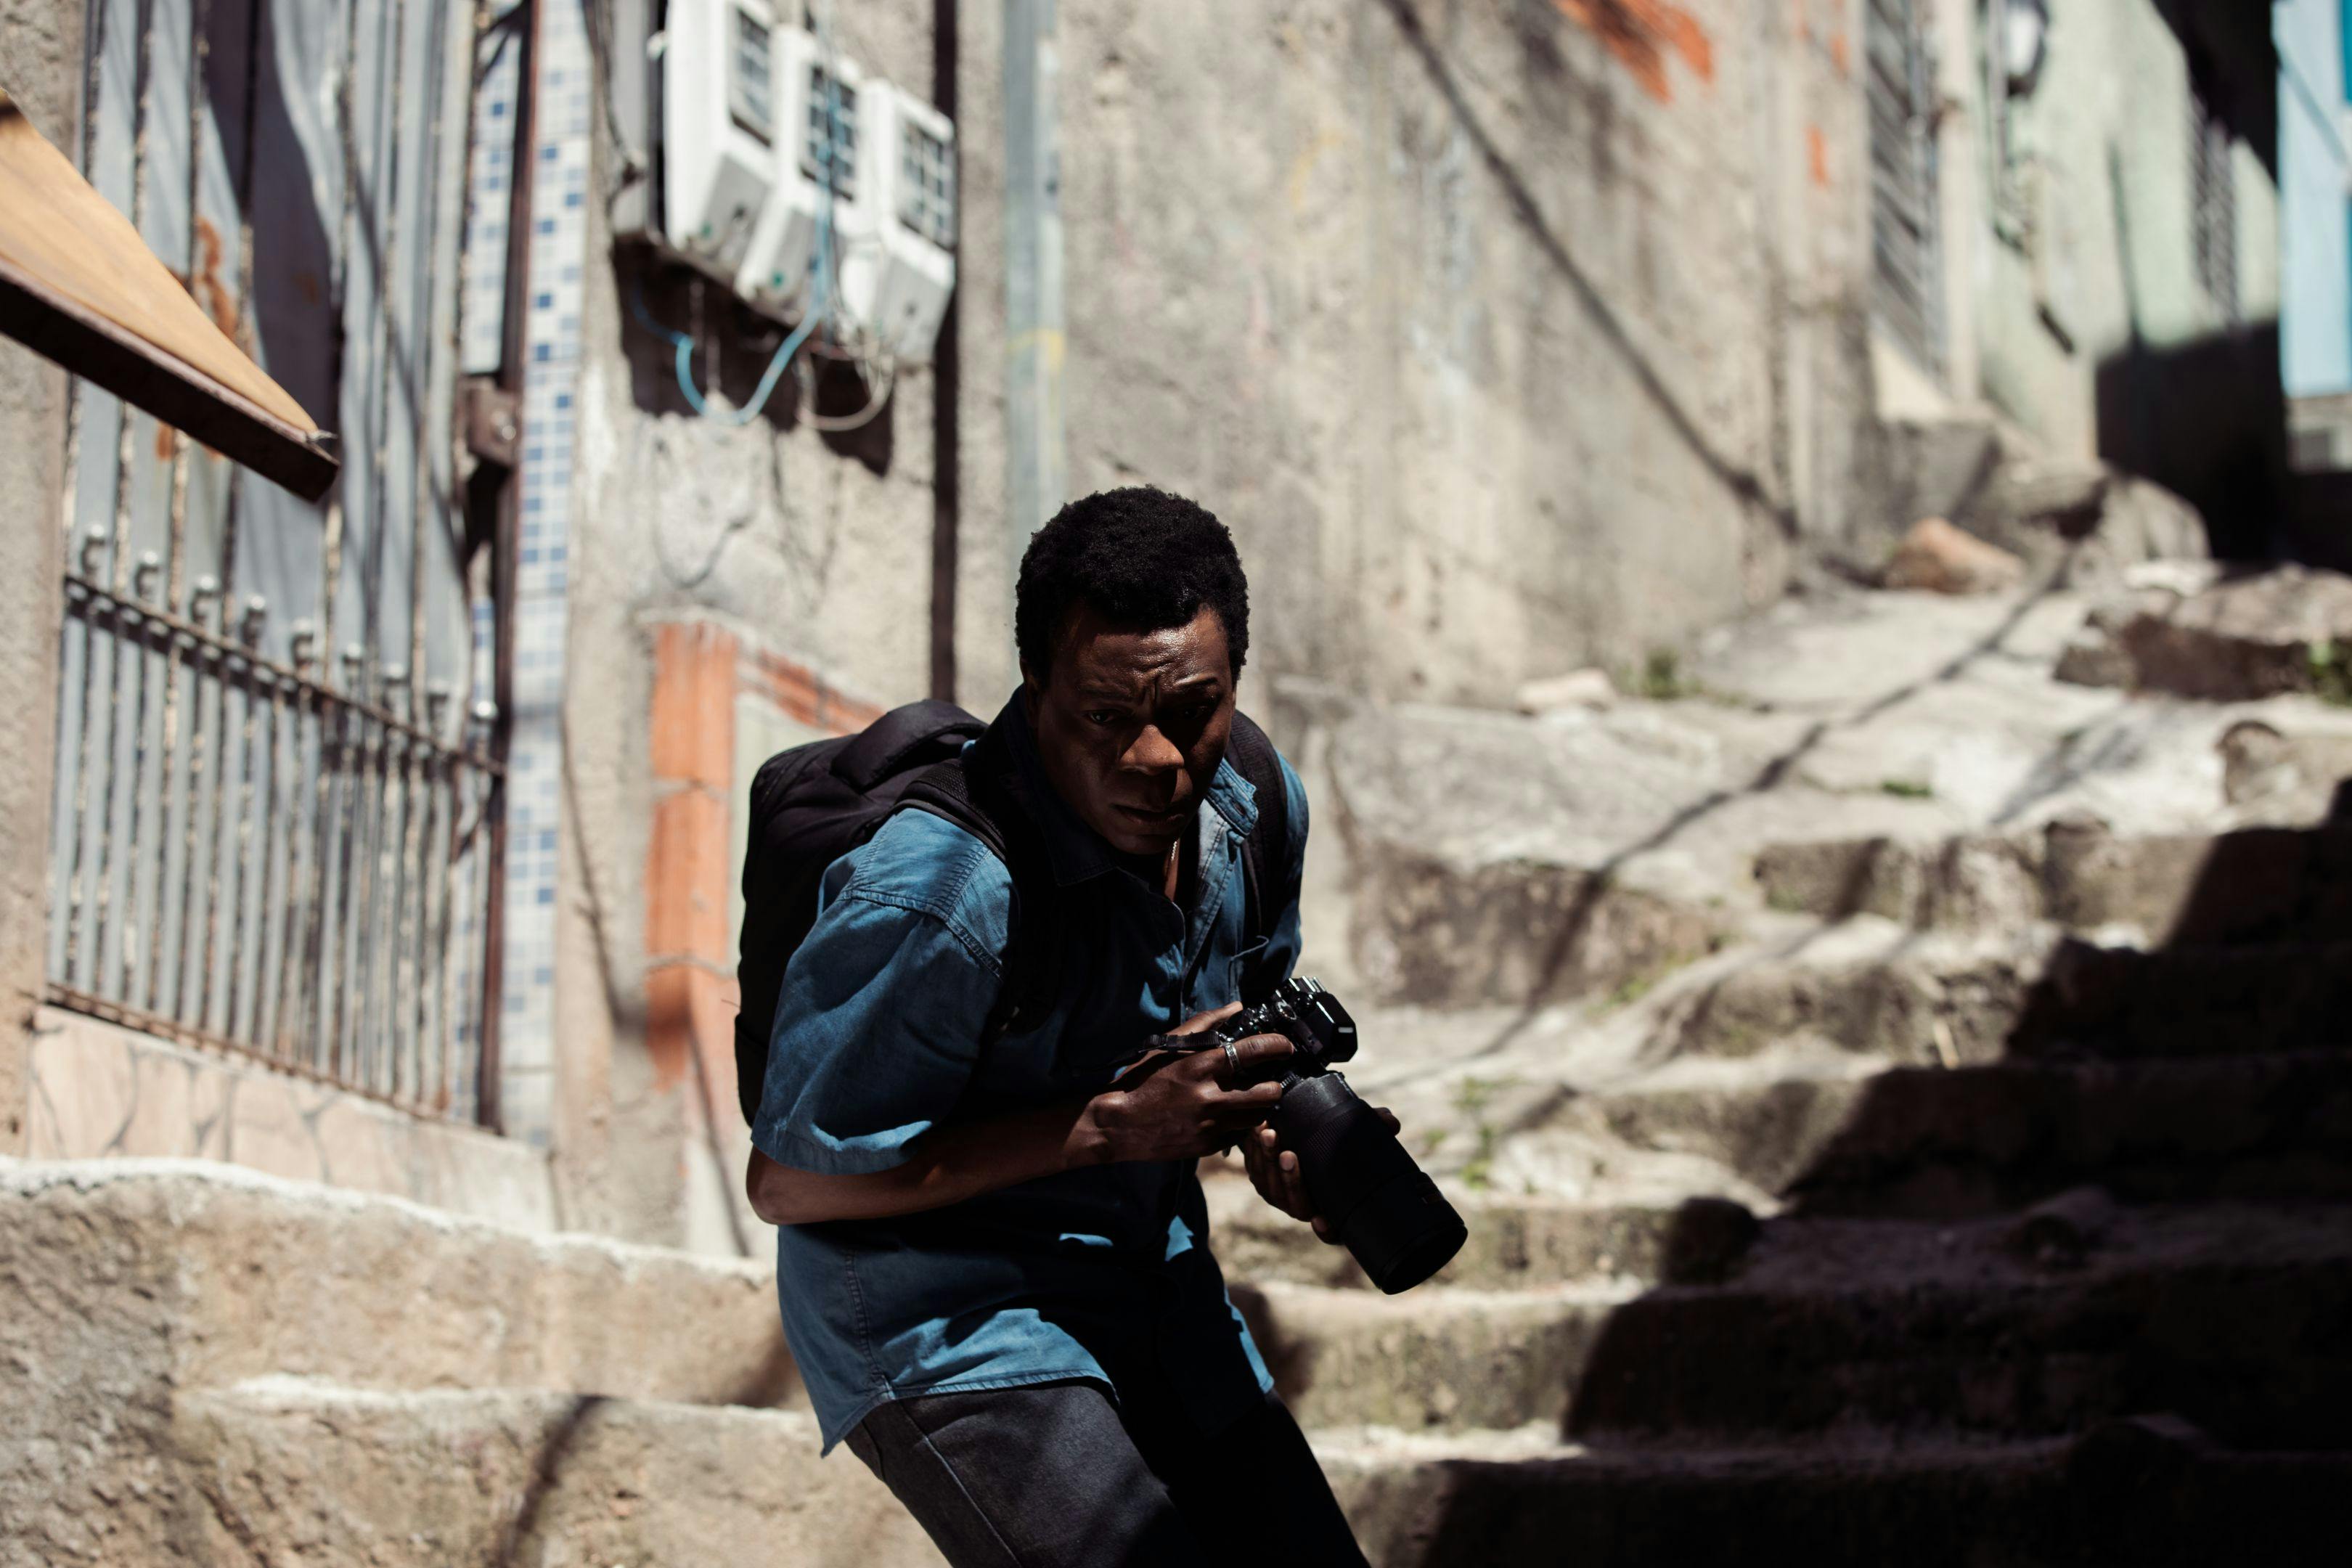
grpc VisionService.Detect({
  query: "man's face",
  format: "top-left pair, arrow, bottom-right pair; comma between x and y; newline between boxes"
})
1024,602 -> 1236,859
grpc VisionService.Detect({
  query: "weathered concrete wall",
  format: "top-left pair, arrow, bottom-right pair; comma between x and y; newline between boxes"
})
558,0 -> 1893,1241
1967,0 -> 2279,457
954,0 -> 1882,710
555,0 -> 944,1247
0,0 -> 83,1156
2,0 -> 2282,1246
1903,0 -> 2284,553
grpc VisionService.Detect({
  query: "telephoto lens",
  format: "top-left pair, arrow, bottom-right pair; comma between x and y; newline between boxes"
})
1214,979 -> 1468,1294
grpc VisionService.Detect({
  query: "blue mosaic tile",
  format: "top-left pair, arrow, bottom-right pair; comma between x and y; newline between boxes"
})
492,0 -> 595,1147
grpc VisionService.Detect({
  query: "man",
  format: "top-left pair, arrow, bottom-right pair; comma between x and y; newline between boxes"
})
744,486 -> 1376,1566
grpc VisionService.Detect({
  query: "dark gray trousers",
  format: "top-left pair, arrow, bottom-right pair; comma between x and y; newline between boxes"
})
844,1379 -> 1369,1568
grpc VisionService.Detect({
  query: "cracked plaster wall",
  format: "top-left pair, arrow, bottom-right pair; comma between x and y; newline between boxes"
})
542,0 -> 1882,1246
5,0 -> 1902,1240
0,0 -> 82,1157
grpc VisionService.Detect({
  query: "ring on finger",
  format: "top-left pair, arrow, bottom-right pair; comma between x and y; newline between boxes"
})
1220,1037 -> 1241,1087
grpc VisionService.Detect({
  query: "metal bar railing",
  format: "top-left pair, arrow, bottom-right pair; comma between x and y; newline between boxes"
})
46,0 -> 505,1128
49,570 -> 501,1119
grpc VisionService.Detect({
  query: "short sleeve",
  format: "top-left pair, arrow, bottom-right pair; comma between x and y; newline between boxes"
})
748,830 -> 1008,1176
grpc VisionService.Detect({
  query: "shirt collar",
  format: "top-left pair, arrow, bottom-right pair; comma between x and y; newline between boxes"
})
995,689 -> 1259,888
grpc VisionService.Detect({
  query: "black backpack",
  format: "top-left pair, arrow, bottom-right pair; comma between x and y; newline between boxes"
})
732,698 -> 1297,1125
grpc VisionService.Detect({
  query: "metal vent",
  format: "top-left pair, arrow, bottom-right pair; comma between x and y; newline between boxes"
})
801,63 -> 857,199
899,119 -> 955,250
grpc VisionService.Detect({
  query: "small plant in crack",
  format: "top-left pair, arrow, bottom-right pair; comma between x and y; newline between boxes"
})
2309,638 -> 2352,706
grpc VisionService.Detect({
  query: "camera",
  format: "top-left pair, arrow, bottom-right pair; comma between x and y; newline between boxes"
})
1207,977 -> 1468,1294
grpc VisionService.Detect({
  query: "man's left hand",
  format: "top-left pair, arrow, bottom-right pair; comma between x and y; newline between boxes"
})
1241,1109 -> 1401,1244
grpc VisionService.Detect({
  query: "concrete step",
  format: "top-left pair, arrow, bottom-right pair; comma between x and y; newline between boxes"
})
1236,1278 -> 1636,1432
1202,1174 -> 1704,1290
0,1159 -> 801,1415
1567,1204 -> 2352,1450
1529,1050 -> 2352,1216
157,1378 -> 939,1568
1662,932 -> 2035,1066
1667,930 -> 2352,1065
1319,1424 -> 2345,1568
75,1374 -> 2352,1568
2004,938 -> 2352,1061
1754,821 -> 2352,945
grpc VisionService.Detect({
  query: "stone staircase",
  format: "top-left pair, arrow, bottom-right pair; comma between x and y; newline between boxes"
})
10,814 -> 2351,1564
1234,820 -> 2352,1564
14,571 -> 2352,1563
0,1161 -> 934,1567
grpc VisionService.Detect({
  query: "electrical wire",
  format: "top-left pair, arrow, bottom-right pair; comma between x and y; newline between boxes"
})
646,9 -> 852,427
638,0 -> 892,433
795,350 -> 897,430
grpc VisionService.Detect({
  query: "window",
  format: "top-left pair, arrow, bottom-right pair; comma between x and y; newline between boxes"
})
1866,0 -> 1945,372
46,0 -> 503,1120
2189,72 -> 2239,320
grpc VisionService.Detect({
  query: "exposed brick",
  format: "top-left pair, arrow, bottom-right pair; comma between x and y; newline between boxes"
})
650,621 -> 738,791
645,788 -> 732,965
642,962 -> 733,1102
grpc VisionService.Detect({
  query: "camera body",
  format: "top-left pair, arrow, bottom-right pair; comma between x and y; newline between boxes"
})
1208,978 -> 1467,1294
1210,976 -> 1359,1084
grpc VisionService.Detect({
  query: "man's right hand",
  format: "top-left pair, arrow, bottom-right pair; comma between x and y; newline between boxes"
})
1079,1002 -> 1293,1165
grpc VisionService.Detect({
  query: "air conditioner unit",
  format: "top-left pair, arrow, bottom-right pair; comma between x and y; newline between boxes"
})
659,0 -> 779,281
855,82 -> 957,364
736,32 -> 870,322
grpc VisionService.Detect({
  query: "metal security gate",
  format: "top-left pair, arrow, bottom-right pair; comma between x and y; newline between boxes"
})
1865,0 -> 1944,374
45,0 -> 507,1120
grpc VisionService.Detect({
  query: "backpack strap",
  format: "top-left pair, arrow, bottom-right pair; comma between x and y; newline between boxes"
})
1220,711 -> 1297,1000
893,722 -> 1065,1042
832,700 -> 987,791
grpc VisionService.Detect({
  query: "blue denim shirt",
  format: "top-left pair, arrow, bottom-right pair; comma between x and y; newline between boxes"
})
751,693 -> 1309,1451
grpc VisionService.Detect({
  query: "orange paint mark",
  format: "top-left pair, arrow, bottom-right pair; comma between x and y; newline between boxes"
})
1807,123 -> 1829,187
1828,29 -> 1850,76
1553,0 -> 1714,103
189,215 -> 237,340
745,647 -> 883,735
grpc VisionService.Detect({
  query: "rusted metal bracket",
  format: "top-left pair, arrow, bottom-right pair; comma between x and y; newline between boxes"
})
462,377 -> 522,469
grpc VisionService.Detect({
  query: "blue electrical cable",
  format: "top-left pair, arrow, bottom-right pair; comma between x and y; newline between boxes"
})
642,37 -> 850,428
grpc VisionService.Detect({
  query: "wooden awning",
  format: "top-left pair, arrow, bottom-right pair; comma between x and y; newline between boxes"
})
0,89 -> 338,502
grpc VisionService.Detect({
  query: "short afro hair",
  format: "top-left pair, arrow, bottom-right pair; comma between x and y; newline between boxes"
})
1016,486 -> 1251,681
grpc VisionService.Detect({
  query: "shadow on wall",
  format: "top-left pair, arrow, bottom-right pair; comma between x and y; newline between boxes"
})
230,3 -> 338,433
2153,0 -> 2279,181
2096,320 -> 2286,561
612,242 -> 896,477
